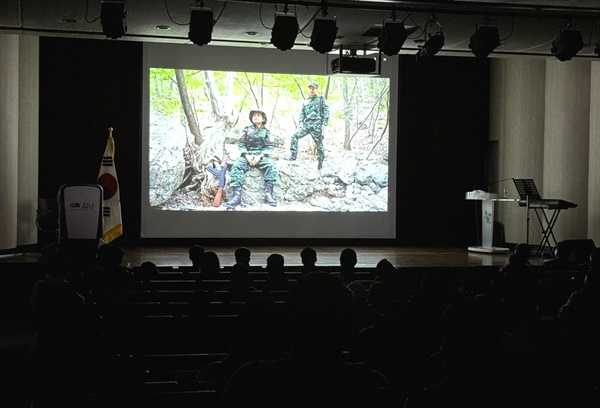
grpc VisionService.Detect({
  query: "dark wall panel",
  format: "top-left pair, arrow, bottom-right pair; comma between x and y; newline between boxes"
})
397,56 -> 490,246
39,37 -> 142,244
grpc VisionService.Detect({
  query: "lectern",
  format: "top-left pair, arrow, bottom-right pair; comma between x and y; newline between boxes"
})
465,190 -> 515,253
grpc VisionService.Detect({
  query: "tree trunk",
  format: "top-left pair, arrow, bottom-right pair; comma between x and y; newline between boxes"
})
175,69 -> 202,145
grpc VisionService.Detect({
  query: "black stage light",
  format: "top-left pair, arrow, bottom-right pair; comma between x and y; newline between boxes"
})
469,25 -> 500,58
377,20 -> 416,56
101,1 -> 127,39
551,28 -> 584,61
271,13 -> 299,51
189,7 -> 214,46
310,17 -> 338,53
416,32 -> 445,64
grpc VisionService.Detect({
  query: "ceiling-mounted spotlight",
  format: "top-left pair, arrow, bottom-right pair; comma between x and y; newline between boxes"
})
311,17 -> 338,53
416,31 -> 445,65
469,25 -> 500,58
377,19 -> 418,56
271,8 -> 299,51
189,7 -> 214,46
551,27 -> 584,61
101,0 -> 127,39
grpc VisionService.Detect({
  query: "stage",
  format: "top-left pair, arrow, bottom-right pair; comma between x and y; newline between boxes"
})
1,245 -> 522,269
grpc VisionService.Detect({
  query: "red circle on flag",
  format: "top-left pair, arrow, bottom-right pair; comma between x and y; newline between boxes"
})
97,173 -> 118,200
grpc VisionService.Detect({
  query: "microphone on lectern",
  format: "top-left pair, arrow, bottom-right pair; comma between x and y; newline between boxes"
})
487,177 -> 514,197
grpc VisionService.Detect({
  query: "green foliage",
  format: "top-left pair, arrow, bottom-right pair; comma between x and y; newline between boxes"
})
149,68 -> 390,143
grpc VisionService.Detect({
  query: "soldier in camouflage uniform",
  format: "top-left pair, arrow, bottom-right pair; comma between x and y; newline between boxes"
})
226,110 -> 278,208
287,82 -> 330,170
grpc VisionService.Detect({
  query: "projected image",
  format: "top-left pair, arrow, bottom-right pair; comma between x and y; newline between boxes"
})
149,69 -> 390,212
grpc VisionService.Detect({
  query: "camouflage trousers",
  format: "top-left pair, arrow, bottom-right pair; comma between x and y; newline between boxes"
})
229,156 -> 277,188
290,123 -> 325,162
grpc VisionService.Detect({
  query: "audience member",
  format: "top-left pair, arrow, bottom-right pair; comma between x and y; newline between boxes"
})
543,241 -> 576,270
514,243 -> 532,265
96,244 -> 135,286
223,272 -> 389,407
368,259 -> 410,315
347,280 -> 379,333
136,261 -> 159,283
29,253 -> 108,356
234,247 -> 252,267
489,254 -> 538,347
405,297 -> 526,407
224,262 -> 257,298
199,251 -> 221,280
406,271 -> 461,316
196,296 -> 288,392
188,245 -> 206,271
263,253 -> 291,293
555,247 -> 600,404
297,247 -> 319,275
490,253 -> 537,310
340,248 -> 358,285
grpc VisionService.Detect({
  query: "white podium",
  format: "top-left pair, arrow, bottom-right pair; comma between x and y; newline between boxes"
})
465,190 -> 515,253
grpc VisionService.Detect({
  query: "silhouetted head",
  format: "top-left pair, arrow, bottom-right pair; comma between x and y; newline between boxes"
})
300,247 -> 317,266
266,253 -> 285,275
554,241 -> 572,260
514,243 -> 531,262
139,261 -> 159,282
235,247 -> 251,265
200,251 -> 221,275
340,248 -> 357,269
189,245 -> 205,267
375,258 -> 396,280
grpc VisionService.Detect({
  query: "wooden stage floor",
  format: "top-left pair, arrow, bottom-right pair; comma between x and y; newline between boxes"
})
113,245 -> 520,269
1,245 -> 534,269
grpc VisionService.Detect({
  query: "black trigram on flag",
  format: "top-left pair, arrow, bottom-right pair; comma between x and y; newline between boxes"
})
102,156 -> 114,166
103,206 -> 111,217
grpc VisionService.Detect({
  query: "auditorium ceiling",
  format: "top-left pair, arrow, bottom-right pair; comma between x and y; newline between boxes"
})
1,1 -> 599,58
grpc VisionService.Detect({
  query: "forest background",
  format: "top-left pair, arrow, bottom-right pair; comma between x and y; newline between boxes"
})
149,69 -> 391,212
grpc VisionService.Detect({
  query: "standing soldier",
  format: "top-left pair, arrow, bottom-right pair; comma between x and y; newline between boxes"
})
226,110 -> 278,209
286,82 -> 330,170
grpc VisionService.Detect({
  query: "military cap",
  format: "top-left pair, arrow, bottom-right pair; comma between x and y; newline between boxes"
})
249,109 -> 267,124
308,82 -> 319,89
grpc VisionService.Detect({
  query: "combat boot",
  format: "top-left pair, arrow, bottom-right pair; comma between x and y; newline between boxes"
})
285,152 -> 297,161
264,184 -> 277,207
225,186 -> 242,209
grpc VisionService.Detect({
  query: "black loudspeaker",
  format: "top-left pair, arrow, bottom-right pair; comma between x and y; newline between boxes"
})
559,239 -> 596,264
101,1 -> 127,39
271,14 -> 299,51
469,25 -> 500,58
551,29 -> 584,61
189,7 -> 213,46
310,18 -> 337,53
